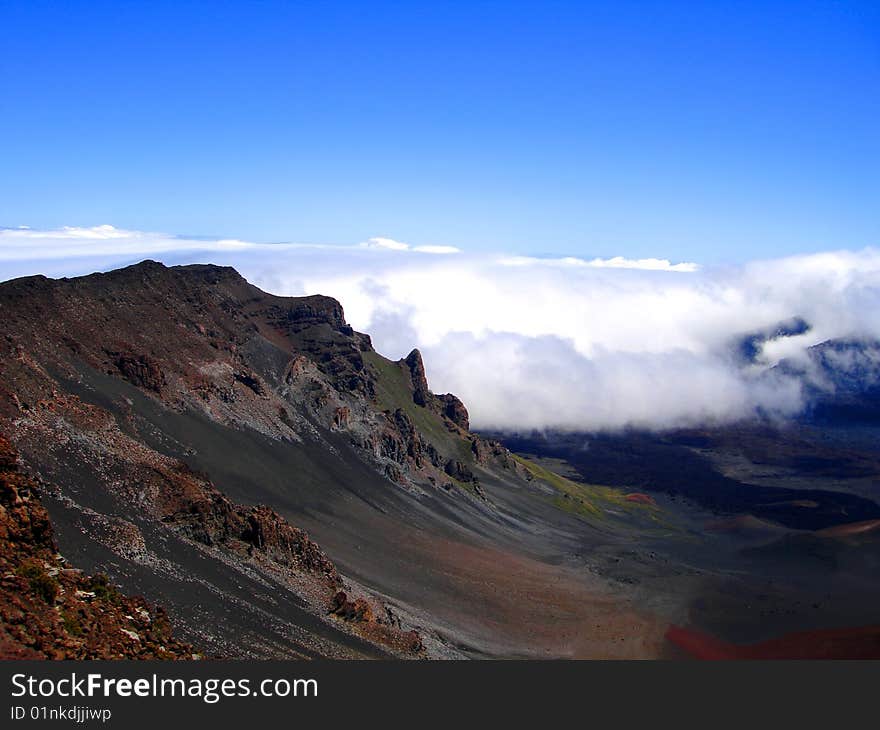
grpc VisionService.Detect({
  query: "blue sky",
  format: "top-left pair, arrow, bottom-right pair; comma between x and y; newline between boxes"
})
1,0 -> 878,263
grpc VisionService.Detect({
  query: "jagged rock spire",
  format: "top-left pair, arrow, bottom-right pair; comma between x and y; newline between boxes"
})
404,349 -> 431,406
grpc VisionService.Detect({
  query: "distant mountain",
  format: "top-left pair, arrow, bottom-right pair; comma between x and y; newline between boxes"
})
735,317 -> 880,423
784,339 -> 880,424
734,316 -> 811,365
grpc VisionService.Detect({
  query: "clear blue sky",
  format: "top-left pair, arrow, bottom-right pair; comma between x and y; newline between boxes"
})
1,0 -> 877,263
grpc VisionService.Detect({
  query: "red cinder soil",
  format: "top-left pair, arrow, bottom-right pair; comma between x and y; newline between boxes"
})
624,493 -> 656,506
666,624 -> 880,660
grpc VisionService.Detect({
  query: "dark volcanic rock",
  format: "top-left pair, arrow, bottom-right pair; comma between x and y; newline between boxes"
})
440,393 -> 469,430
404,349 -> 431,407
111,352 -> 166,393
444,459 -> 474,482
233,370 -> 265,395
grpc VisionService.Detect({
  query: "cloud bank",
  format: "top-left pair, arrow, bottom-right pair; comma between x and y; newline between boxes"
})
3,225 -> 880,432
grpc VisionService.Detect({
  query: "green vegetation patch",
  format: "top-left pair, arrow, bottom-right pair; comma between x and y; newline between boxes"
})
88,573 -> 120,603
16,560 -> 59,604
61,609 -> 83,636
512,454 -> 661,524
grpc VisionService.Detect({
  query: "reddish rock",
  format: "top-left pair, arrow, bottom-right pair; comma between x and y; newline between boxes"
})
328,591 -> 374,623
332,406 -> 351,429
111,352 -> 165,393
159,467 -> 341,585
0,435 -> 194,660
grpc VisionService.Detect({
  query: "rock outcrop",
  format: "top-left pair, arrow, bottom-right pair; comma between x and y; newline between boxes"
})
440,393 -> 469,430
111,352 -> 166,393
402,349 -> 469,430
161,468 -> 341,585
404,349 -> 432,406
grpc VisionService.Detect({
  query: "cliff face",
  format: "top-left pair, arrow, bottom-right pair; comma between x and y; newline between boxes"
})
0,261 -> 520,658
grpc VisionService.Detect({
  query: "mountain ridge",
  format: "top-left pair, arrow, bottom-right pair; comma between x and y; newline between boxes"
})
0,260 -> 672,658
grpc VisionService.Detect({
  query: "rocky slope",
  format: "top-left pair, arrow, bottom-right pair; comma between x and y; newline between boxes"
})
0,261 -> 676,658
0,397 -> 420,659
0,434 -> 194,659
0,262 -> 513,657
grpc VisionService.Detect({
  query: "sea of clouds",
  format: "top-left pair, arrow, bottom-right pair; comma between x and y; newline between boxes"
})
4,225 -> 880,432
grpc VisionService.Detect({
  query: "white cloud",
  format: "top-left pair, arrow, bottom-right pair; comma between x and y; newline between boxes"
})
412,245 -> 460,255
499,254 -> 699,272
0,225 -> 261,260
360,236 -> 460,254
2,225 -> 879,431
0,227 -> 459,263
6,224 -> 137,240
361,236 -> 411,251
